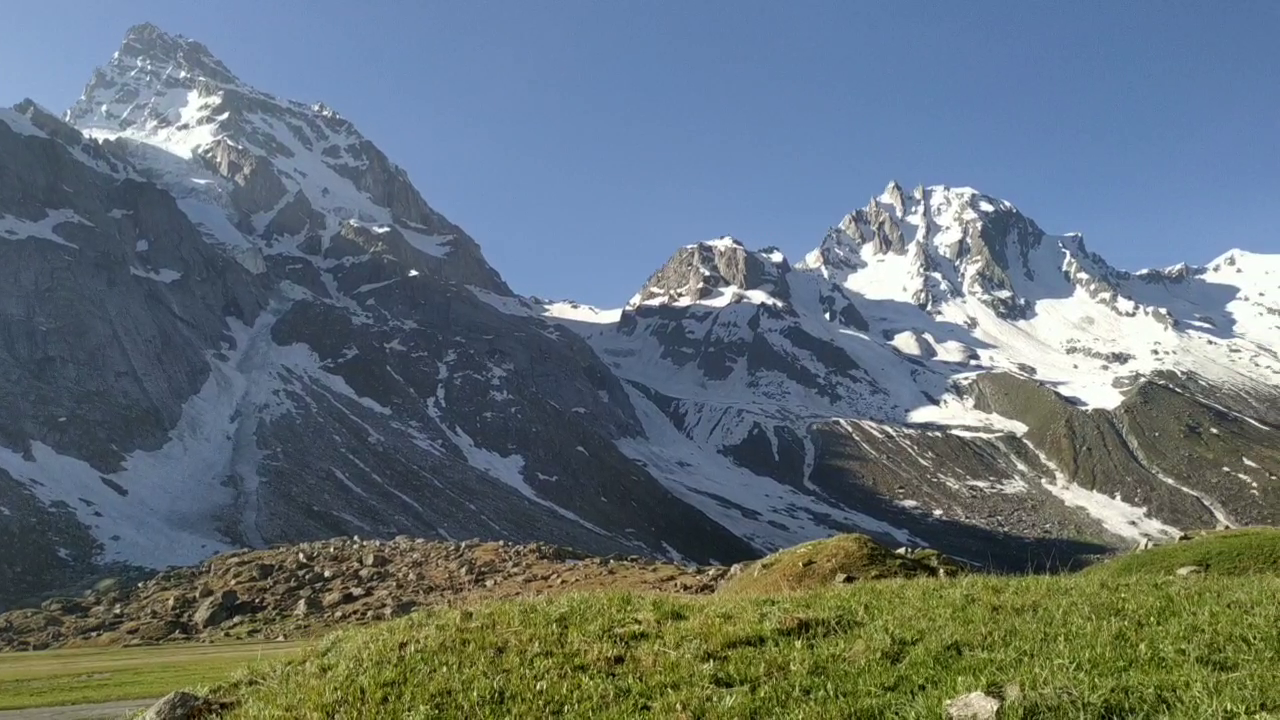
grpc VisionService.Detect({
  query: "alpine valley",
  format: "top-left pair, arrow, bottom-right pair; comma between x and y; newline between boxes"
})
2,24 -> 1277,607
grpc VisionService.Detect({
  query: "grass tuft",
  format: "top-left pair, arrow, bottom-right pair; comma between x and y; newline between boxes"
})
717,534 -> 963,596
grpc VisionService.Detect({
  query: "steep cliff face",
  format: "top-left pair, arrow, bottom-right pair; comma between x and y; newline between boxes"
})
1,26 -> 1278,606
0,103 -> 266,469
0,99 -> 267,602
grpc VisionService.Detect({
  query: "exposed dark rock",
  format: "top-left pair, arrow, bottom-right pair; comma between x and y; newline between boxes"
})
631,239 -> 791,307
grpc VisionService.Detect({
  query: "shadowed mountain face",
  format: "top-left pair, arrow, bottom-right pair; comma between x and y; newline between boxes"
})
1,25 -> 1277,606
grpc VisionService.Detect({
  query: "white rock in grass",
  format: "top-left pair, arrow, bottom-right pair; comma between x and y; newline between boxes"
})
946,691 -> 1002,720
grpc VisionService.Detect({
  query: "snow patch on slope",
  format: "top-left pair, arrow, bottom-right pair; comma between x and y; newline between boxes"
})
401,227 -> 451,258
0,298 -> 410,568
0,440 -> 237,566
0,314 -> 283,567
131,266 -> 182,283
0,107 -> 49,138
1021,447 -> 1179,542
443,424 -> 613,536
616,383 -> 920,552
0,210 -> 93,249
542,301 -> 623,325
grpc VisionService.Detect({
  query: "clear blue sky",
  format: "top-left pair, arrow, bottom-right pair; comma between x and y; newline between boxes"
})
4,1 -> 1277,305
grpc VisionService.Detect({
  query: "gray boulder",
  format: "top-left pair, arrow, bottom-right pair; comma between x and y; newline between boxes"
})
192,589 -> 239,629
140,690 -> 216,720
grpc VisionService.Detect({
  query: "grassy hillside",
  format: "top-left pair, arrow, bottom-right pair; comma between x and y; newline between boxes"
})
5,533 -> 1278,716
1085,527 -> 1280,579
216,572 -> 1280,718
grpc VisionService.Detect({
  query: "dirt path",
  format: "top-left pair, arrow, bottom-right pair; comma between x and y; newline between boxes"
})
0,699 -> 157,720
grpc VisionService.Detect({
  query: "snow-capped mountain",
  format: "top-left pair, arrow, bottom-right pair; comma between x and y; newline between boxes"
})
0,24 -> 753,605
1,25 -> 1277,605
65,22 -> 506,294
532,182 -> 1280,564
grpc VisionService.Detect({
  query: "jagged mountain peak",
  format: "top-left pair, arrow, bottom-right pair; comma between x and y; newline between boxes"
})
118,22 -> 238,85
806,184 -> 1005,269
608,182 -> 1279,388
628,235 -> 792,310
61,22 -> 510,295
801,182 -> 1135,319
3,30 -> 744,586
71,23 -> 349,133
67,24 -> 241,133
595,180 -> 1280,422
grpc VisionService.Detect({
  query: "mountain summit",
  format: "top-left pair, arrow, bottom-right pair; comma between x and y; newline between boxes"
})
67,23 -> 509,294
73,22 -> 242,101
1,24 -> 1277,607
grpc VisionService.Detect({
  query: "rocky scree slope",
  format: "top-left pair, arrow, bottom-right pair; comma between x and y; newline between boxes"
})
1,25 -> 1278,606
0,532 -> 964,651
0,537 -> 738,651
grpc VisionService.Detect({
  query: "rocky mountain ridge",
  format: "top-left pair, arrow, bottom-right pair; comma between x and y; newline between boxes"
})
1,24 -> 1277,607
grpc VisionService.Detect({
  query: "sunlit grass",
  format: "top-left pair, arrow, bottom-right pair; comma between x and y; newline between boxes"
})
219,574 -> 1280,719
